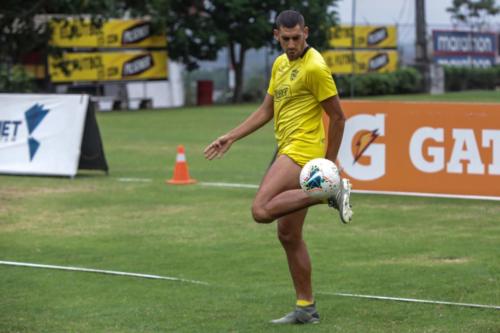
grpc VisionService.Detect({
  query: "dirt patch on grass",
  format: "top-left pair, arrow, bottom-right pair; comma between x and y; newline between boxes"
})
0,184 -> 98,223
357,202 -> 425,212
0,204 -> 195,237
348,255 -> 470,267
0,208 -> 112,236
429,256 -> 470,264
0,185 -> 96,200
379,255 -> 471,266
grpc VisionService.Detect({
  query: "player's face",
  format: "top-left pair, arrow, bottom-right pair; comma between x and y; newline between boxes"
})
274,25 -> 309,61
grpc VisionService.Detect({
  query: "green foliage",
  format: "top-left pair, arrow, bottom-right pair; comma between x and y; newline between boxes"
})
0,65 -> 36,92
444,66 -> 500,91
0,0 -> 340,102
155,0 -> 339,69
154,0 -> 339,102
393,67 -> 424,93
281,0 -> 340,51
0,0 -> 141,62
334,67 -> 423,97
446,0 -> 500,30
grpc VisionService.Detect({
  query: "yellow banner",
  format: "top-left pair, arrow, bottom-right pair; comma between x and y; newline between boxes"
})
330,25 -> 397,48
48,51 -> 168,82
50,19 -> 167,48
322,50 -> 398,74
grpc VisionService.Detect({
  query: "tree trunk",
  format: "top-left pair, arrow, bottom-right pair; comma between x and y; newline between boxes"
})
229,42 -> 246,103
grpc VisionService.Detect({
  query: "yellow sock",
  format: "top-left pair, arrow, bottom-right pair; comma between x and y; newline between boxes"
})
296,299 -> 314,307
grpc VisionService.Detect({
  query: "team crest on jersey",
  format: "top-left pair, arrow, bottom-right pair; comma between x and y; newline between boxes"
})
290,69 -> 299,81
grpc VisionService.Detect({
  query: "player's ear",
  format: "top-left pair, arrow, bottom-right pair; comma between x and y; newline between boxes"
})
304,26 -> 309,39
273,28 -> 279,41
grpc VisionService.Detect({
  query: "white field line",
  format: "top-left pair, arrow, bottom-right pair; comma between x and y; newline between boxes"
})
199,182 -> 500,201
200,182 -> 259,189
117,177 -> 152,182
114,178 -> 499,201
2,260 -> 498,310
351,189 -> 500,201
0,261 -> 209,286
319,292 -> 500,310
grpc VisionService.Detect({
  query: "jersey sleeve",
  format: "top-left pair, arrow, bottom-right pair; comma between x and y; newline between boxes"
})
304,60 -> 338,102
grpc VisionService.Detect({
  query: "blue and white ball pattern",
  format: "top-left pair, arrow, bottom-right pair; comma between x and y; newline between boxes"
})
300,158 -> 340,199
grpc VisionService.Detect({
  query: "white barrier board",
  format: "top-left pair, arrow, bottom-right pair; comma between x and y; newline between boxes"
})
0,94 -> 89,177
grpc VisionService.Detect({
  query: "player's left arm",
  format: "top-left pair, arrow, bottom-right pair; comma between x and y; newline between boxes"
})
321,95 -> 346,163
304,58 -> 346,163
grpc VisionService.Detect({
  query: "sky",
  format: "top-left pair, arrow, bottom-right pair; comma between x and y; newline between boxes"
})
335,0 -> 500,27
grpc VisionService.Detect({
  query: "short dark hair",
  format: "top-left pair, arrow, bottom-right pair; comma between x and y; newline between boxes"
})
275,10 -> 305,29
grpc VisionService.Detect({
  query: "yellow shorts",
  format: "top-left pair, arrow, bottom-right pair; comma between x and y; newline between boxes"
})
278,140 -> 325,167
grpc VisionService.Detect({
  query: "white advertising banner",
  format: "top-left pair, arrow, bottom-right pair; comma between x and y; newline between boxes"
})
0,94 -> 89,177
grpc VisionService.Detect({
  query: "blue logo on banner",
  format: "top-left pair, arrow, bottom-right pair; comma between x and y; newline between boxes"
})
24,104 -> 49,160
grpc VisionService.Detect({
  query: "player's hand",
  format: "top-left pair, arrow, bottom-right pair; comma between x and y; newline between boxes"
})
204,135 -> 233,160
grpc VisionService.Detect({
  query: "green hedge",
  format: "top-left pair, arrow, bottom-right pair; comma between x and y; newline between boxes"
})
444,66 -> 500,91
0,65 -> 35,93
334,67 -> 423,97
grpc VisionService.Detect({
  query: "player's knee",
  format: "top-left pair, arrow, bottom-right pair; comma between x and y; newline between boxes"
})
251,204 -> 273,224
277,229 -> 302,247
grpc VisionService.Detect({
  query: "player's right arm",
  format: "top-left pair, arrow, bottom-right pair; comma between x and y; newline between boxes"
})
204,94 -> 274,160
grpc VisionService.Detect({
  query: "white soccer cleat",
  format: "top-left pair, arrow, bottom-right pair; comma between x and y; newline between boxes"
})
328,178 -> 353,224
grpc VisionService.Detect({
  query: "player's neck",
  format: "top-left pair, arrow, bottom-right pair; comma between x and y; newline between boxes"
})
286,44 -> 310,62
300,45 -> 310,58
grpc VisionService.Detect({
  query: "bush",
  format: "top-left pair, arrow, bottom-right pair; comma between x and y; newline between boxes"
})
0,64 -> 36,93
444,66 -> 499,91
393,67 -> 423,93
334,67 -> 423,97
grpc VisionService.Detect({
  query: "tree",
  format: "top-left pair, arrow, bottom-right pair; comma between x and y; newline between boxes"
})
0,1 -> 141,63
0,0 -> 340,101
0,0 -> 146,91
157,0 -> 339,103
446,0 -> 500,31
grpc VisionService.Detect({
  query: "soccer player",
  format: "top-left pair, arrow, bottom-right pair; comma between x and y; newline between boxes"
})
204,9 -> 352,324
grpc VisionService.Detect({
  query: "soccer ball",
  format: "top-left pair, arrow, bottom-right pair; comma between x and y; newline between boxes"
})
299,158 -> 340,199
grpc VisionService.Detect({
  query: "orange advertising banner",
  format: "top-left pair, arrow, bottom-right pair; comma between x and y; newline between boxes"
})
325,101 -> 500,200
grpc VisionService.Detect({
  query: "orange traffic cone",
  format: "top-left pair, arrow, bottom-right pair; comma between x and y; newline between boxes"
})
167,145 -> 197,185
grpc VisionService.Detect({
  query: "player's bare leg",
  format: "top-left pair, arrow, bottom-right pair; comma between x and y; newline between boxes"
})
252,155 -> 321,223
277,208 -> 311,301
252,154 -> 320,324
270,208 -> 320,324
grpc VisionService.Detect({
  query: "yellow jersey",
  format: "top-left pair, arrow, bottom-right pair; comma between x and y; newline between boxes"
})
267,47 -> 338,166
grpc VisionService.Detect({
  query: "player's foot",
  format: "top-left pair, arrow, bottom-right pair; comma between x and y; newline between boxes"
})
270,304 -> 320,324
328,178 -> 353,224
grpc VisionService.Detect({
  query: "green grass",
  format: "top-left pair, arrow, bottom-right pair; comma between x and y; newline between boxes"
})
1,98 -> 499,332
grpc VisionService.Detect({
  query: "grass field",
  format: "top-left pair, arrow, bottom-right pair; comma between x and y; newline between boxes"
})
1,92 -> 499,332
